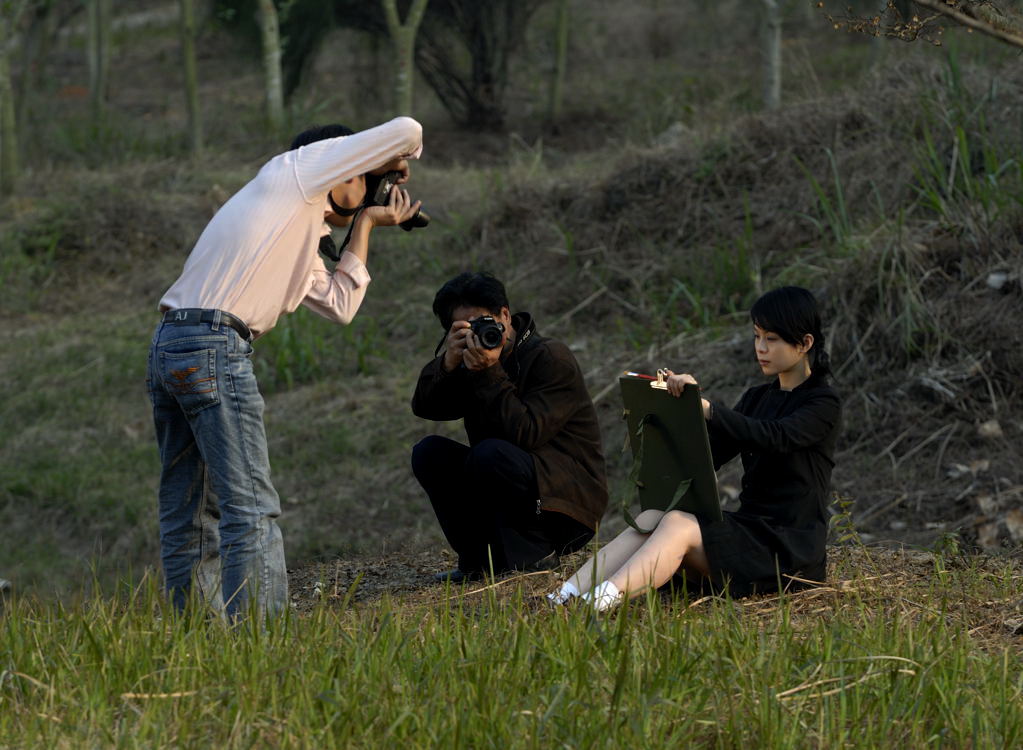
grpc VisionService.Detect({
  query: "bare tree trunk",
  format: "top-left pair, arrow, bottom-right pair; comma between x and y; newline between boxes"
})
179,0 -> 201,155
16,0 -> 57,135
256,0 -> 284,132
762,0 -> 782,111
86,0 -> 112,124
1,0 -> 29,195
0,44 -> 17,195
547,0 -> 568,126
381,0 -> 429,116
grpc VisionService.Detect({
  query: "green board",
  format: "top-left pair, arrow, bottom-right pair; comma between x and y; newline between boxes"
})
619,375 -> 722,522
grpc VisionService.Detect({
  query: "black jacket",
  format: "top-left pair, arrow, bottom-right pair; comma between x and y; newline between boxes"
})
702,373 -> 842,583
411,313 -> 609,530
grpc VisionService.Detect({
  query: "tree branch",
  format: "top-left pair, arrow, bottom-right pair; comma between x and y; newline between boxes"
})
912,0 -> 1023,49
380,0 -> 400,36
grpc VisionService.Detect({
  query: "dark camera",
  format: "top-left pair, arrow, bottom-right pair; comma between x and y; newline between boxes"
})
470,316 -> 505,350
371,171 -> 430,232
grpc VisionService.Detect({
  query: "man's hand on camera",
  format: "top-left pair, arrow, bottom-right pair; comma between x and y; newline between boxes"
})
369,157 -> 410,184
361,185 -> 421,228
441,320 -> 501,373
441,321 -> 471,372
462,330 -> 501,371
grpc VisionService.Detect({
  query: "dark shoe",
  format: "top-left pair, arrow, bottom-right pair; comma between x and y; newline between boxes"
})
520,551 -> 560,573
433,568 -> 484,584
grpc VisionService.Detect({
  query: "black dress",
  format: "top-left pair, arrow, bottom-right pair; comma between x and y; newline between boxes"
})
694,373 -> 842,597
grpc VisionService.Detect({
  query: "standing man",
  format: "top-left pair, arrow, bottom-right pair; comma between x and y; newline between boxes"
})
411,272 -> 608,582
148,117 -> 423,620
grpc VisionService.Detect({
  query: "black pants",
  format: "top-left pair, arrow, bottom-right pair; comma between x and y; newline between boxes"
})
411,435 -> 593,573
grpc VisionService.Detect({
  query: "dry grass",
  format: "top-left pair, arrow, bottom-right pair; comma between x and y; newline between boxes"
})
440,53 -> 1023,554
288,544 -> 1023,654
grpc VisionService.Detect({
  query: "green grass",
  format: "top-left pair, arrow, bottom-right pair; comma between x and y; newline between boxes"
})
1,548 -> 1020,747
0,311 -> 158,593
0,302 -> 440,591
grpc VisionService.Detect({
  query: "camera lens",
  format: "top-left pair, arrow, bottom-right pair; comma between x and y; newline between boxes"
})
471,317 -> 504,350
399,208 -> 430,232
479,326 -> 502,349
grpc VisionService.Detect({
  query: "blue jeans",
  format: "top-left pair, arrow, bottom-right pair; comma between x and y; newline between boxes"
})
147,315 -> 287,620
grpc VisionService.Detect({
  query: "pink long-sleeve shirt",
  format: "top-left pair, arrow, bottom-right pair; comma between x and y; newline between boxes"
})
159,117 -> 423,338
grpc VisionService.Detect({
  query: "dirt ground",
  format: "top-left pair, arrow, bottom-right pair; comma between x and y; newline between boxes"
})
287,545 -> 1023,651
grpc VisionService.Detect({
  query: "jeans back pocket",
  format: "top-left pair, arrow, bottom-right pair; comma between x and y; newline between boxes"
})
158,348 -> 221,415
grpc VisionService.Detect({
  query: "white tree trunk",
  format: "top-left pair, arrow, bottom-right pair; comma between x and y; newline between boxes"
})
547,0 -> 569,125
762,0 -> 782,111
87,0 -> 112,123
1,0 -> 30,195
179,0 -> 201,155
16,2 -> 61,137
0,43 -> 16,195
381,0 -> 429,116
256,0 -> 284,132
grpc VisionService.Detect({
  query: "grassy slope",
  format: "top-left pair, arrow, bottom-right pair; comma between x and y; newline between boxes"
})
0,4 -> 1021,598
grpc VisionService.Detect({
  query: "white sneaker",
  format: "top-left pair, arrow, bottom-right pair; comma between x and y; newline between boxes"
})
545,581 -> 580,606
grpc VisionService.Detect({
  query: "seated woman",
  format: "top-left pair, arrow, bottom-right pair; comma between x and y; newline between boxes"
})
550,286 -> 842,611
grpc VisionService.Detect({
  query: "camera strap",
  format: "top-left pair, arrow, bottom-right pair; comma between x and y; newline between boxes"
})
327,189 -> 361,217
321,186 -> 368,262
318,234 -> 340,262
433,330 -> 448,358
336,207 -> 363,258
320,206 -> 365,263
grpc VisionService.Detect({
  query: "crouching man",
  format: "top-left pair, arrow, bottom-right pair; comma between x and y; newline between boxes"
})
411,272 -> 608,582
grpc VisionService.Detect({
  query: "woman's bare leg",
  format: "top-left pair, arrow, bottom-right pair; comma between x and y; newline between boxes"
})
564,510 -> 665,594
606,510 -> 708,598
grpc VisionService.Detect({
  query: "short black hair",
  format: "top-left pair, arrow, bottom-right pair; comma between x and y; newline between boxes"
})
750,286 -> 832,378
290,124 -> 354,151
432,272 -> 510,330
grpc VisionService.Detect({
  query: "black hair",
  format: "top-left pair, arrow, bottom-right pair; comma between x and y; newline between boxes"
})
289,124 -> 354,151
432,272 -> 510,330
750,286 -> 832,379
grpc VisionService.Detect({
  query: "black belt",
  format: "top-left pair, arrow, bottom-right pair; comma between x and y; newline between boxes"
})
162,308 -> 252,341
